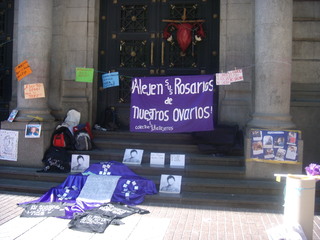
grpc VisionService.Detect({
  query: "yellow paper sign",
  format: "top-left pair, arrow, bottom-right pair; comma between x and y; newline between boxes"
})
15,60 -> 33,81
24,83 -> 45,99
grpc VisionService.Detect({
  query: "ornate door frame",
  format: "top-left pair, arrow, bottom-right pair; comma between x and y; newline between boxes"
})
98,0 -> 219,129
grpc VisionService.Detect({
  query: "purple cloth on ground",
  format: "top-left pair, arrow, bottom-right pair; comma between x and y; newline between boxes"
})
20,161 -> 157,218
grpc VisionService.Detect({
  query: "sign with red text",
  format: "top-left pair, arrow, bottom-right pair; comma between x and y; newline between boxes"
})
215,73 -> 231,85
228,69 -> 244,83
24,83 -> 45,99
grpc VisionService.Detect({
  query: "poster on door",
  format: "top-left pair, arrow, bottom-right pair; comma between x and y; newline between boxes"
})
130,75 -> 215,133
249,129 -> 301,164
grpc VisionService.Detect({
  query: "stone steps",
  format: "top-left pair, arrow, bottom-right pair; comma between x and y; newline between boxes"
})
0,166 -> 285,210
72,149 -> 243,167
0,129 -> 318,211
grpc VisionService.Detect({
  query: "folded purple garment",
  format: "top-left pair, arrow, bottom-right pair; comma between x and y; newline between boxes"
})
20,161 -> 157,218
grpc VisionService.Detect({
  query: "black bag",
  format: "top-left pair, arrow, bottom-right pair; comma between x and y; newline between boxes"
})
52,126 -> 75,150
102,107 -> 120,131
74,131 -> 92,151
40,146 -> 71,172
192,124 -> 243,155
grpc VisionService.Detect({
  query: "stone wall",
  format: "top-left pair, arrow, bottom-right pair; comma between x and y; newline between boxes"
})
5,0 -> 320,169
219,0 -> 253,128
291,1 -> 320,166
49,0 -> 99,124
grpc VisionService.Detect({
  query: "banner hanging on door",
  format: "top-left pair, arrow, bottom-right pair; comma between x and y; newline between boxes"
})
130,75 -> 215,133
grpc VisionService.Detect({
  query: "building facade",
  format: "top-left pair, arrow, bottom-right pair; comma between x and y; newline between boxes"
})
0,0 -> 319,178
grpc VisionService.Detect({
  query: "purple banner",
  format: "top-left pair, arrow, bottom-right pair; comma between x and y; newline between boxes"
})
130,75 -> 215,133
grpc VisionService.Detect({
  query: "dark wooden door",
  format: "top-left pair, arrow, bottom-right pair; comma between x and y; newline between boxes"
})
0,0 -> 13,121
98,0 -> 219,129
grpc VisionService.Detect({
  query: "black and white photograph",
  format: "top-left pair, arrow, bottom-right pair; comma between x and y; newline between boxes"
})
71,154 -> 90,172
159,174 -> 182,194
122,149 -> 143,165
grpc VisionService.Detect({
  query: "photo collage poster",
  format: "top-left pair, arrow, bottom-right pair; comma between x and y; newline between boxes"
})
250,129 -> 300,163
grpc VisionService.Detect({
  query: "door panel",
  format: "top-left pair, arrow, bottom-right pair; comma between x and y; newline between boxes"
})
98,0 -> 219,129
0,1 -> 13,121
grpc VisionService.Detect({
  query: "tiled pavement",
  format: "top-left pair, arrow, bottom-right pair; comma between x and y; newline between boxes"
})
1,191 -> 320,240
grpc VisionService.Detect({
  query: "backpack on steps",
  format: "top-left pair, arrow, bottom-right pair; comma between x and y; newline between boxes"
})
74,131 -> 92,151
52,126 -> 75,150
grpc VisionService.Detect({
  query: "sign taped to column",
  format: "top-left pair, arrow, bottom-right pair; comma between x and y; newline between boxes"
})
24,83 -> 45,99
130,75 -> 215,133
15,60 -> 32,81
248,129 -> 301,164
76,68 -> 94,83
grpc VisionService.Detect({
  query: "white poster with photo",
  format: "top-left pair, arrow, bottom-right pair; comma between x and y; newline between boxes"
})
0,130 -> 19,161
123,149 -> 143,165
150,152 -> 165,166
159,174 -> 182,194
71,154 -> 90,172
170,154 -> 185,167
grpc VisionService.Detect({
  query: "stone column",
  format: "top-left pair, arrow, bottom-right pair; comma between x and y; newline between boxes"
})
0,0 -> 56,168
15,0 -> 54,121
248,0 -> 295,129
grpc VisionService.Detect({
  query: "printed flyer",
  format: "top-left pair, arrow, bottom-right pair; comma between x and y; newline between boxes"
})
250,129 -> 300,164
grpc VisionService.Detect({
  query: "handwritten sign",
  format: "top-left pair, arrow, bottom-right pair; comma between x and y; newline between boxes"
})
24,83 -> 45,99
170,154 -> 185,167
150,152 -> 165,166
216,69 -> 244,85
102,72 -> 119,88
228,69 -> 244,83
76,68 -> 94,83
130,75 -> 215,133
15,60 -> 32,81
216,73 -> 231,85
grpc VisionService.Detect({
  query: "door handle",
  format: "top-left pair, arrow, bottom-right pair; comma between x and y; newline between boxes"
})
150,41 -> 154,66
161,41 -> 165,66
